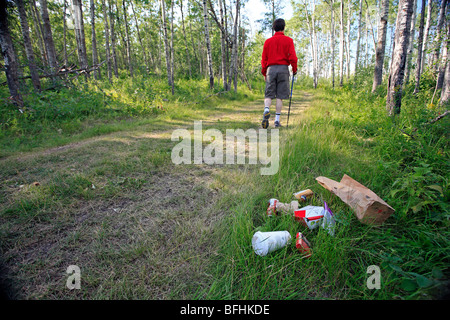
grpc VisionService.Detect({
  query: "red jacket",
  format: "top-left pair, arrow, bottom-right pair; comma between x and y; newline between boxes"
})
261,31 -> 298,76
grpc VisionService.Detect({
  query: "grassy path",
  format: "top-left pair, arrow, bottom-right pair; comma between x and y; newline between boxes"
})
0,89 -> 310,299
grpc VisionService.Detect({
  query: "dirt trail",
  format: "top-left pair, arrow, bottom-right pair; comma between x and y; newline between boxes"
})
0,90 -> 311,299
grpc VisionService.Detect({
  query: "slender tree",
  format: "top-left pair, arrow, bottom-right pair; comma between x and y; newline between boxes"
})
102,0 -> 112,81
431,0 -> 448,70
0,0 -> 22,105
108,0 -> 119,77
39,0 -> 58,72
131,0 -> 150,74
339,0 -> 344,86
122,0 -> 133,77
355,0 -> 363,77
180,0 -> 192,78
421,0 -> 433,73
414,0 -> 427,94
15,0 -> 41,91
405,0 -> 418,85
161,0 -> 172,87
202,0 -> 214,89
72,0 -> 89,75
90,0 -> 100,79
440,22 -> 450,105
372,0 -> 389,92
386,0 -> 415,116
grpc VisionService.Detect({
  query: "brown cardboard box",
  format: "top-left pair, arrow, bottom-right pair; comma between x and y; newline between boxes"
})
316,174 -> 395,225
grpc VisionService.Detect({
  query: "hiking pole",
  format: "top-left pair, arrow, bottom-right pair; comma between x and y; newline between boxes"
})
286,75 -> 295,129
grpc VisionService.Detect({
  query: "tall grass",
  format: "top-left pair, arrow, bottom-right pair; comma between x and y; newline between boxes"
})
206,76 -> 449,299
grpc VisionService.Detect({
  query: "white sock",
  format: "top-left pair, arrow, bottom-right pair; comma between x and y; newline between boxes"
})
264,106 -> 270,113
275,114 -> 281,122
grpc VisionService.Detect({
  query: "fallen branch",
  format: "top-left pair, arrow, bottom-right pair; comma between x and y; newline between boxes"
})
0,58 -> 110,86
424,110 -> 450,125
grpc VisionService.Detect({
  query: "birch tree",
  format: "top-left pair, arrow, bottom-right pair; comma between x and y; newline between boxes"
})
109,0 -> 119,77
90,0 -> 100,79
15,0 -> 41,91
440,22 -> 450,105
160,0 -> 172,88
372,0 -> 389,92
0,0 -> 22,105
39,0 -> 58,72
414,0 -> 427,94
355,0 -> 363,77
203,0 -> 214,89
421,0 -> 433,73
180,0 -> 192,78
431,0 -> 448,70
339,0 -> 344,86
72,0 -> 89,74
405,0 -> 418,84
386,0 -> 415,116
102,0 -> 112,81
122,0 -> 133,77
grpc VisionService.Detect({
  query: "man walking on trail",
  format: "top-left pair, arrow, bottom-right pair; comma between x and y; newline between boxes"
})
261,18 -> 298,128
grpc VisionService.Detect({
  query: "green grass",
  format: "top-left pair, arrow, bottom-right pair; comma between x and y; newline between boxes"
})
204,83 -> 449,300
0,73 -> 448,300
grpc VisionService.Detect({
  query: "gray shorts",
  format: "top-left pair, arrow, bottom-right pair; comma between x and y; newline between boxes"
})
265,65 -> 290,99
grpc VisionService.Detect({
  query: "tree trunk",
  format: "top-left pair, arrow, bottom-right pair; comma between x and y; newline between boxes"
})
102,0 -> 112,81
386,0 -> 414,116
72,0 -> 89,76
131,0 -> 150,74
436,20 -> 449,91
15,0 -> 41,91
39,0 -> 58,72
339,0 -> 344,86
421,0 -> 432,73
170,0 -> 175,94
372,0 -> 389,92
160,0 -> 172,87
404,0 -> 417,85
108,0 -> 119,77
440,21 -> 450,105
30,0 -> 47,67
0,0 -> 22,105
355,0 -> 363,77
345,0 -> 351,79
431,0 -> 448,70
180,0 -> 192,78
122,0 -> 133,77
90,0 -> 100,79
202,0 -> 214,89
414,0 -> 426,95
331,0 -> 335,88
63,0 -> 68,66
219,0 -> 229,90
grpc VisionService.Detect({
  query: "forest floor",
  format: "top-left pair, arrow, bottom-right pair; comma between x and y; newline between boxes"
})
0,89 -> 310,299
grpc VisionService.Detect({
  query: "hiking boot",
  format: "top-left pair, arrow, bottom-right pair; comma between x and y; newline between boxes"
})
261,110 -> 270,129
274,121 -> 281,128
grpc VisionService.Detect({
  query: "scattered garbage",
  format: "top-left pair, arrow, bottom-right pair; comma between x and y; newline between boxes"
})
295,232 -> 312,258
294,206 -> 324,230
252,231 -> 291,256
316,174 -> 395,225
266,198 -> 299,217
293,189 -> 314,201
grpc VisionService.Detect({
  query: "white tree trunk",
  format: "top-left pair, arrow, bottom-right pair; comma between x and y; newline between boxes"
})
372,0 -> 389,92
386,0 -> 414,115
203,0 -> 215,89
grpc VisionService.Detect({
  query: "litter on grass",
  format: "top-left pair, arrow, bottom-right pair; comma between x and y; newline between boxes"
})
316,174 -> 394,225
252,231 -> 291,256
